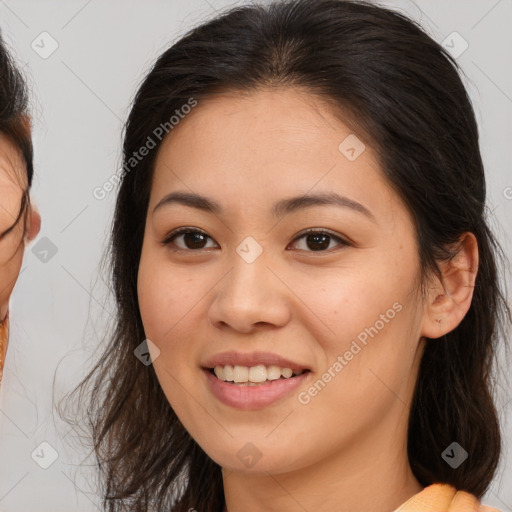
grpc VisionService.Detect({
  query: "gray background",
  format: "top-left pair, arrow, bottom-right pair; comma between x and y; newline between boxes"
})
0,0 -> 510,510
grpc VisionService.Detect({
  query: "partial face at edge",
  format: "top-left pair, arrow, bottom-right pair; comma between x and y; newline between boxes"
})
137,87 -> 428,475
0,133 -> 39,321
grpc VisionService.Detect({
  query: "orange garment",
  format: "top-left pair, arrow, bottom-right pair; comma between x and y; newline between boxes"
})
393,483 -> 501,512
0,309 -> 8,383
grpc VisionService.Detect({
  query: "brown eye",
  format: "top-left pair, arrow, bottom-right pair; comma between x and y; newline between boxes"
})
289,229 -> 349,252
162,228 -> 217,251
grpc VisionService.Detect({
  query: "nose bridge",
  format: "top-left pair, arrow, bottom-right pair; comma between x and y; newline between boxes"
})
225,235 -> 273,303
209,235 -> 290,331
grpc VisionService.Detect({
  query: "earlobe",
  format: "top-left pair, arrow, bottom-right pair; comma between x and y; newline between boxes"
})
421,232 -> 479,339
25,205 -> 41,243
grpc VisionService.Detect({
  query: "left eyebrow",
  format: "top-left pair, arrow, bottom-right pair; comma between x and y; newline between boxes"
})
153,190 -> 376,223
272,191 -> 376,222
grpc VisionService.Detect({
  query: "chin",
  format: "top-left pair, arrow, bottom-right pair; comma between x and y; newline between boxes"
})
203,443 -> 306,476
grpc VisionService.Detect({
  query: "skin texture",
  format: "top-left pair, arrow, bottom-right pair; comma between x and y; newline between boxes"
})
0,133 -> 40,333
137,87 -> 478,512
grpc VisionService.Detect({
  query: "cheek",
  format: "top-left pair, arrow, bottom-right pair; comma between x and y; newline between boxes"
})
0,237 -> 24,304
296,249 -> 421,397
137,247 -> 210,386
138,248 -> 191,341
137,252 -> 196,407
292,256 -> 413,351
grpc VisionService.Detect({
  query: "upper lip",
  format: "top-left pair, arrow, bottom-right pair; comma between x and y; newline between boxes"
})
202,351 -> 311,372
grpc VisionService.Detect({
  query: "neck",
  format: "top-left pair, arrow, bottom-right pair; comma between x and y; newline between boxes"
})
221,418 -> 423,512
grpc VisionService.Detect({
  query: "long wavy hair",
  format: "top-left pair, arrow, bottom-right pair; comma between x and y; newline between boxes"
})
0,32 -> 33,239
66,1 -> 511,510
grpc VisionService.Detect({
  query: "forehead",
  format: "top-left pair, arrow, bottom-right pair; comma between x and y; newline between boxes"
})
150,87 -> 404,222
165,86 -> 357,151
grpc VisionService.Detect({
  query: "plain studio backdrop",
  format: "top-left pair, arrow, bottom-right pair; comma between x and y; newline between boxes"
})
0,1 -> 511,510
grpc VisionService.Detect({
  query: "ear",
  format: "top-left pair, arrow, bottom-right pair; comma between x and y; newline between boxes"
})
24,203 -> 41,243
421,232 -> 479,340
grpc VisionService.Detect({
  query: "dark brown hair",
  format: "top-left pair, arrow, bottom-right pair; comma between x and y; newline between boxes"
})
66,1 -> 511,510
0,32 -> 33,240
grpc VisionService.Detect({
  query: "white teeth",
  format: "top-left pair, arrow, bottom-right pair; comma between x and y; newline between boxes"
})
248,365 -> 267,383
267,365 -> 282,381
213,366 -> 225,380
233,365 -> 248,383
281,367 -> 293,378
223,365 -> 234,381
212,364 -> 305,383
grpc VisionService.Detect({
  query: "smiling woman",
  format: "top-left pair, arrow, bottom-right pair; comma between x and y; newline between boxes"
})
0,33 -> 40,386
69,1 -> 510,511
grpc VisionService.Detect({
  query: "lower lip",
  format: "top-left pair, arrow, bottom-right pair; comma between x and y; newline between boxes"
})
203,368 -> 310,410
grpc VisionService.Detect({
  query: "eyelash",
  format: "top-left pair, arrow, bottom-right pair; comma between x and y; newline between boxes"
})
161,227 -> 351,253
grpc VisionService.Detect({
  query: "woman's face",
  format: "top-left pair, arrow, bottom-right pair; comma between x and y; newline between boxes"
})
0,133 -> 39,322
137,88 -> 429,475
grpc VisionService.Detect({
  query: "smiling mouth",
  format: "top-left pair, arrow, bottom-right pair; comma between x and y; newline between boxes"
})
206,365 -> 310,386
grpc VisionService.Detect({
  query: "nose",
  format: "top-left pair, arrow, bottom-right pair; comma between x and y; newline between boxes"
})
207,246 -> 291,334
